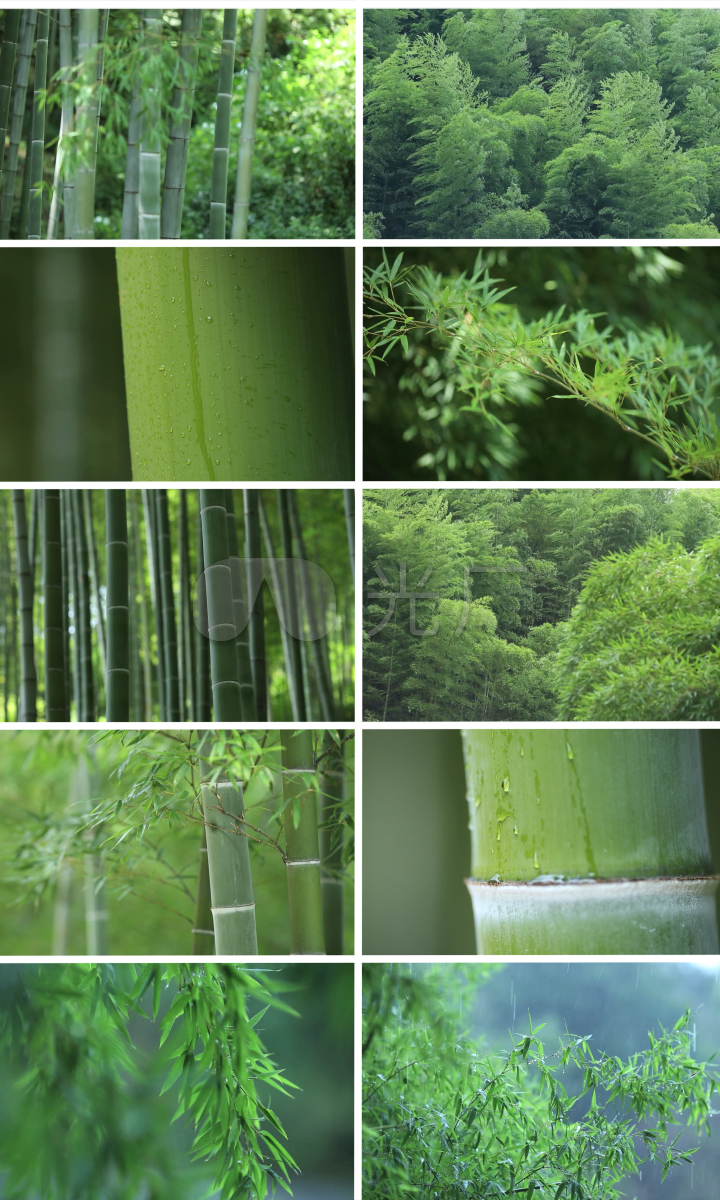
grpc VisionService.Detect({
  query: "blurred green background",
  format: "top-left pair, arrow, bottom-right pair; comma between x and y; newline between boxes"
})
362,728 -> 720,953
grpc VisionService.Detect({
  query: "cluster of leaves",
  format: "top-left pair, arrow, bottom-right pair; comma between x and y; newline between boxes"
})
364,8 -> 720,239
363,487 -> 720,721
364,251 -> 720,481
363,963 -> 720,1200
0,962 -> 298,1200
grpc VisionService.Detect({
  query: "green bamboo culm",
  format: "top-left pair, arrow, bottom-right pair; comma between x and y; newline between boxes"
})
201,759 -> 257,954
194,500 -> 211,720
84,491 -> 106,679
288,489 -> 335,720
59,492 -> 71,721
224,489 -> 256,719
43,490 -> 66,721
72,9 -> 102,240
191,824 -> 215,954
138,10 -> 163,239
142,488 -> 166,719
209,9 -> 237,238
231,9 -> 267,239
129,491 -> 153,718
0,9 -> 21,187
48,8 -> 74,239
71,490 -> 95,722
161,8 -> 202,239
105,489 -> 129,720
11,489 -> 37,721
277,490 -> 308,720
281,729 -> 325,954
178,489 -> 195,721
343,489 -> 355,582
199,490 -> 242,720
0,11 -> 36,239
319,731 -> 345,954
27,10 -> 49,239
243,489 -> 267,720
463,729 -> 719,954
259,493 -> 302,720
65,489 -> 81,718
115,247 -> 353,480
155,489 -> 180,720
121,85 -> 142,239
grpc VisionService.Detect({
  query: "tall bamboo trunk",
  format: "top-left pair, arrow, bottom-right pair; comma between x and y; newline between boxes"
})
121,86 -> 142,239
59,492 -> 71,721
243,489 -> 267,719
78,753 -> 108,954
0,10 -> 21,188
84,491 -> 106,679
155,489 -> 180,720
209,8 -> 237,238
12,489 -> 37,720
72,490 -> 95,721
142,487 -> 165,719
343,489 -> 355,583
462,730 -> 719,954
160,8 -> 201,239
129,491 -> 153,718
65,488 -> 81,718
231,8 -> 266,239
281,729 -> 325,954
199,489 -> 242,719
27,9 -> 49,239
319,731 -> 345,953
288,489 -> 335,720
47,8 -> 74,238
200,744 -> 257,954
0,10 -> 36,239
277,489 -> 308,719
71,9 -> 101,240
43,490 -> 66,721
178,489 -> 195,721
105,489 -> 129,720
194,499 -> 211,720
192,824 -> 215,954
224,489 -> 255,719
259,493 -> 301,719
115,247 -> 354,480
138,9 -> 163,239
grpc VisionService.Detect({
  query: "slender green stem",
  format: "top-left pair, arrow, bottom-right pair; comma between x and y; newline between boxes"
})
71,9 -> 101,240
161,8 -> 202,239
59,491 -> 70,721
192,825 -> 215,954
27,10 -> 49,239
277,489 -> 309,719
178,489 -> 194,721
78,754 -> 107,954
209,8 -> 237,238
259,493 -> 301,720
194,497 -> 211,720
47,8 -> 73,239
142,488 -> 165,719
105,489 -> 129,720
200,737 -> 257,954
243,489 -> 266,719
288,489 -> 335,719
231,9 -> 266,239
129,491 -> 152,718
138,9 -> 163,239
65,488 -> 80,719
121,86 -> 142,239
43,490 -> 66,721
72,490 -> 95,721
225,489 -> 256,719
343,489 -> 355,583
84,491 -> 106,679
0,10 -> 35,239
319,730 -> 345,953
12,489 -> 37,721
0,10 -> 21,188
156,489 -> 180,720
199,490 -> 242,719
281,729 -> 325,954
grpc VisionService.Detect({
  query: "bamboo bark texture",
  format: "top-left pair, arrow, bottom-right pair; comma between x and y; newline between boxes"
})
0,10 -> 21,186
224,489 -> 256,719
12,490 -> 37,721
319,731 -> 345,954
281,729 -> 325,954
201,772 -> 257,954
0,11 -> 36,240
243,489 -> 266,720
199,490 -> 242,719
209,9 -> 238,238
192,825 -> 215,954
231,9 -> 266,239
27,10 -> 49,239
138,10 -> 163,239
43,490 -> 66,721
161,9 -> 202,239
463,730 -> 719,954
105,489 -> 129,720
48,9 -> 74,239
115,247 -> 354,480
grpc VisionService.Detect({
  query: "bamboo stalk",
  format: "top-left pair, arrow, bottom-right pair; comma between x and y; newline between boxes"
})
178,489 -> 194,721
243,489 -> 266,720
0,9 -> 21,188
47,7 -> 73,239
277,489 -> 308,720
194,498 -> 211,721
259,493 -> 300,720
209,9 -> 237,238
142,488 -> 165,719
65,487 -> 80,719
191,824 -> 215,954
161,8 -> 202,239
155,489 -> 180,720
201,762 -> 257,954
281,729 -> 325,954
129,491 -> 152,718
84,491 -> 106,679
231,8 -> 266,239
71,490 -> 95,722
343,489 -> 355,583
71,9 -> 100,240
199,490 -> 242,720
52,861 -> 73,954
12,489 -> 37,721
462,730 -> 719,953
78,754 -> 107,954
225,489 -> 256,719
288,490 -> 335,720
0,10 -> 34,238
115,247 -> 354,481
105,489 -> 129,720
138,9 -> 163,240
127,492 -> 141,720
59,492 -> 70,721
121,86 -> 142,239
43,490 -> 66,721
319,730 -> 345,953
27,10 -> 49,239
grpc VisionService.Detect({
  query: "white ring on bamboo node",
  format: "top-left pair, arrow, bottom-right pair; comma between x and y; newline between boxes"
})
192,928 -> 215,935
287,859 -> 321,867
211,903 -> 256,913
281,767 -> 315,774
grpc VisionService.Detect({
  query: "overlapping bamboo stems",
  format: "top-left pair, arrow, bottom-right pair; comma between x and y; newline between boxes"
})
27,9 -> 49,239
105,489 -> 129,720
231,8 -> 266,239
48,8 -> 74,239
259,494 -> 303,721
0,10 -> 21,184
161,7 -> 201,239
209,8 -> 237,237
156,489 -> 180,720
12,490 -> 37,721
191,824 -> 215,954
225,489 -> 256,719
277,490 -> 309,720
194,506 -> 211,720
142,488 -> 166,719
138,9 -> 163,239
84,491 -> 106,678
71,9 -> 101,239
281,729 -> 325,954
43,490 -> 66,721
129,491 -> 153,719
243,490 -> 267,720
71,490 -> 95,721
199,490 -> 242,719
319,731 -> 345,954
288,490 -> 335,720
178,489 -> 195,722
0,11 -> 35,239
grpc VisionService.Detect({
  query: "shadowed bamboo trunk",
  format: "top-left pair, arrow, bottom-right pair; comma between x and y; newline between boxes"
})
121,86 -> 142,239
319,730 -> 345,953
72,9 -> 102,240
231,9 -> 266,238
288,489 -> 335,720
259,493 -> 301,720
277,489 -> 308,719
209,9 -> 237,237
178,489 -> 195,721
142,488 -> 165,719
129,491 -> 153,718
462,729 -> 719,954
138,9 -> 163,239
192,825 -> 215,954
156,489 -> 180,720
281,729 -> 325,954
225,489 -> 255,719
161,8 -> 202,238
0,11 -> 35,239
343,489 -> 355,583
243,489 -> 266,719
105,489 -> 129,720
27,10 -> 49,239
199,490 -> 242,719
84,491 -> 106,679
59,491 -> 71,720
43,490 -> 66,721
48,8 -> 74,239
72,490 -> 95,721
194,501 -> 211,720
0,10 -> 21,187
12,489 -> 37,721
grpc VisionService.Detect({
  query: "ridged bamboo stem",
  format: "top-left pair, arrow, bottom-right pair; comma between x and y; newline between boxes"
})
156,489 -> 180,720
27,10 -> 49,239
259,493 -> 301,720
12,489 -> 37,721
343,488 -> 355,583
138,9 -> 163,239
71,9 -> 100,240
0,10 -> 35,239
201,771 -> 257,954
199,490 -> 242,719
225,489 -> 256,719
47,8 -> 73,239
178,489 -> 194,721
194,499 -> 211,720
43,490 -> 66,721
277,489 -> 308,719
288,489 -> 335,720
59,492 -> 70,721
105,489 -> 129,720
142,488 -> 165,719
84,490 -> 106,678
129,491 -> 153,718
121,85 -> 142,239
243,489 -> 266,720
160,8 -> 201,238
231,8 -> 266,239
115,247 -> 354,480
192,824 -> 215,954
281,729 -> 325,954
209,9 -> 237,238
71,491 -> 94,721
65,488 -> 81,718
319,731 -> 344,953
0,9 -> 21,186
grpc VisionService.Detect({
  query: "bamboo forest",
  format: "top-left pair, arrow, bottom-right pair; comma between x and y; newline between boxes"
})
0,728 -> 354,955
364,8 -> 720,239
363,487 -> 720,722
0,8 -> 354,240
364,245 -> 720,483
0,962 -> 353,1198
0,488 -> 354,723
363,962 -> 720,1200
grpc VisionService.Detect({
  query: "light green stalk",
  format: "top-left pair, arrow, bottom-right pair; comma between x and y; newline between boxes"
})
288,489 -> 335,720
225,489 -> 256,719
47,8 -> 73,239
71,9 -> 101,240
12,489 -> 37,721
277,490 -> 308,720
209,9 -> 237,238
281,729 -> 325,954
178,489 -> 194,721
71,490 -> 95,722
52,861 -> 73,954
0,9 -> 21,187
243,489 -> 266,719
194,499 -> 211,720
199,490 -> 242,719
64,489 -> 81,718
161,8 -> 202,238
343,489 -> 355,582
43,490 -> 66,721
319,731 -> 345,954
0,10 -> 35,239
138,9 -> 163,239
259,493 -> 301,720
201,768 -> 257,954
142,488 -> 165,719
129,491 -> 153,718
59,492 -> 71,721
78,753 -> 107,955
27,10 -> 49,239
231,9 -> 266,239
105,489 -> 129,720
121,86 -> 142,239
116,247 -> 354,480
156,489 -> 180,720
84,491 -> 106,679
463,730 -> 719,954
192,825 -> 215,954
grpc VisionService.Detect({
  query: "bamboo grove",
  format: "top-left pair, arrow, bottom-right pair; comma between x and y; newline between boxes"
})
0,488 -> 354,722
0,9 -> 355,239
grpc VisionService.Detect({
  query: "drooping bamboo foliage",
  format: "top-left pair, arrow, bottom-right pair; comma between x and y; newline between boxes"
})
231,8 -> 266,239
209,8 -> 237,238
105,489 -> 129,720
0,11 -> 36,239
160,8 -> 202,239
281,729 -> 325,954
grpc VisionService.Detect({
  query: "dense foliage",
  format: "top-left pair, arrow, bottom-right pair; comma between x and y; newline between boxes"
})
364,8 -> 720,239
363,963 -> 720,1200
363,487 -> 720,721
